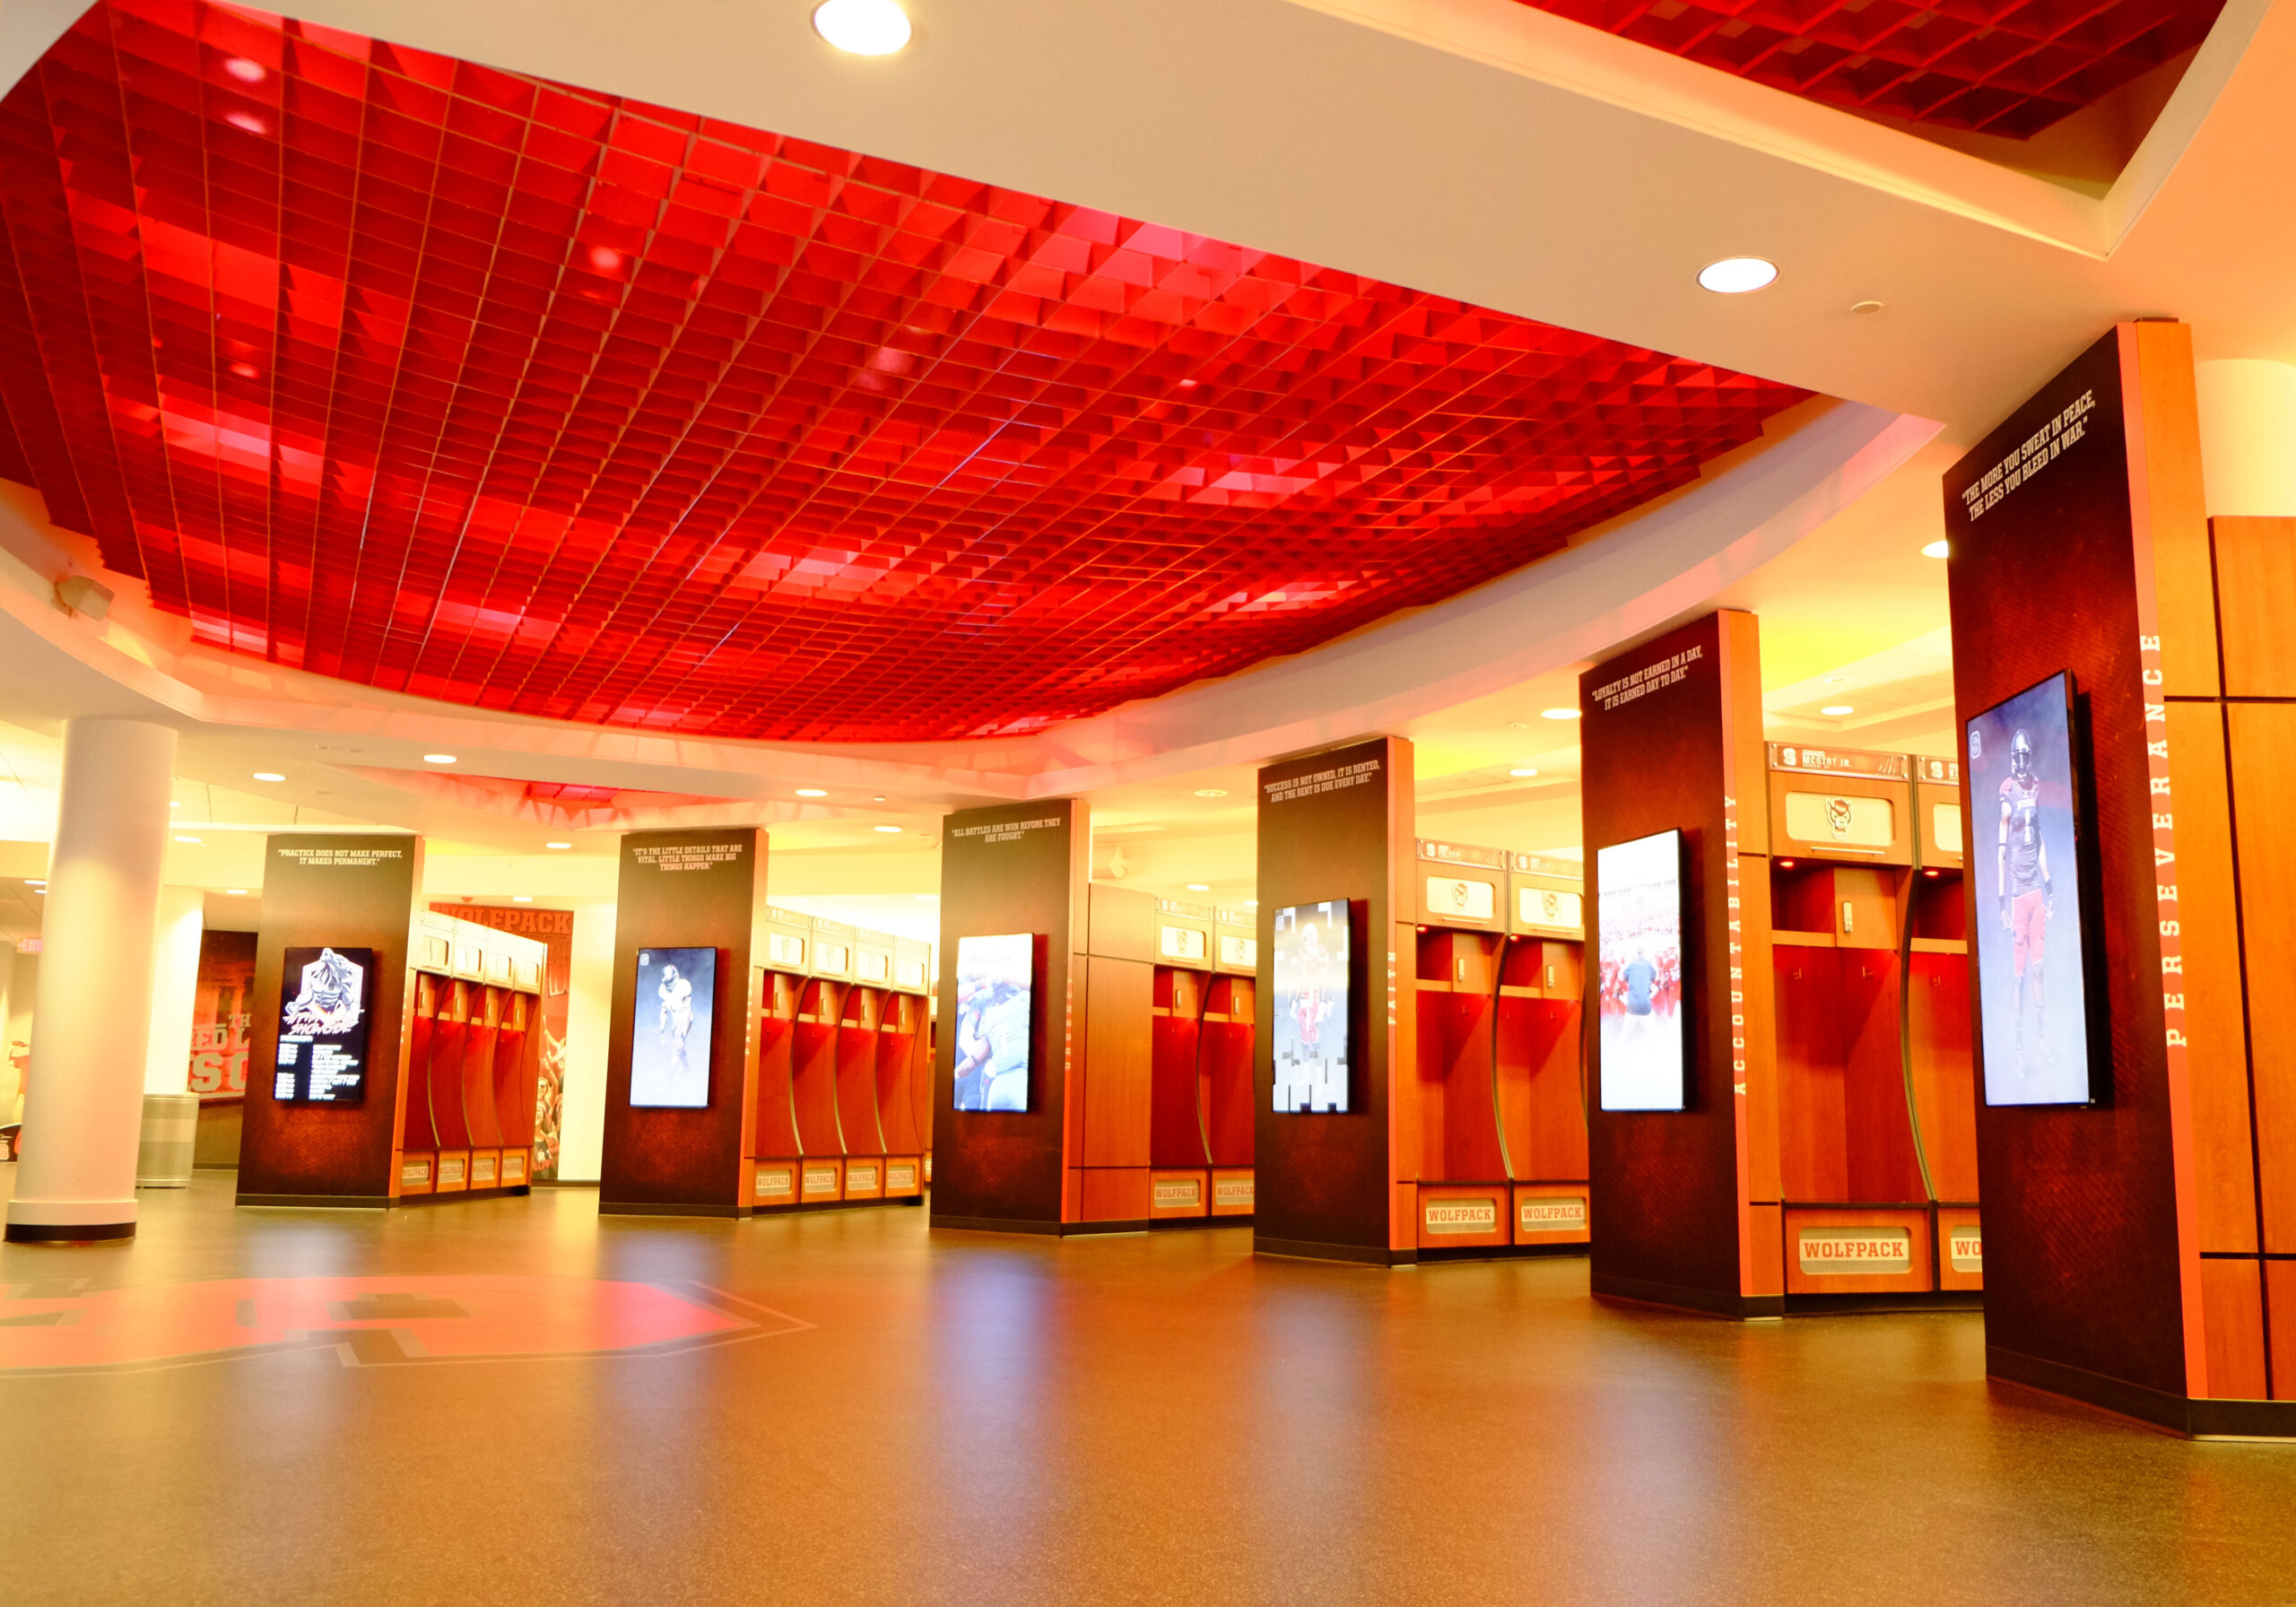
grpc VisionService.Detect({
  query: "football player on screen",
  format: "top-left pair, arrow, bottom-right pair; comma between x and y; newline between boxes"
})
1998,729 -> 2055,1072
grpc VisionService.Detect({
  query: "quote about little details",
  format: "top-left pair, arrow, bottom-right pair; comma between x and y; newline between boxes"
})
631,842 -> 746,873
1589,644 -> 1702,714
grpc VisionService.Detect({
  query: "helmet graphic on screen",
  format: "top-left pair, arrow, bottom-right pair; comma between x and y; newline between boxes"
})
2010,729 -> 2033,779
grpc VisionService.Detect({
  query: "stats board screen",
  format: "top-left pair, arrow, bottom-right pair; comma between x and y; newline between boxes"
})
274,946 -> 375,1105
631,947 -> 717,1108
1967,672 -> 2095,1106
1596,832 -> 1686,1111
1273,900 -> 1351,1113
952,933 -> 1033,1112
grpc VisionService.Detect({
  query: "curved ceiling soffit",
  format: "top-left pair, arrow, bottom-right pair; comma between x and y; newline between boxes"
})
0,395 -> 1935,807
1299,0 -> 2274,259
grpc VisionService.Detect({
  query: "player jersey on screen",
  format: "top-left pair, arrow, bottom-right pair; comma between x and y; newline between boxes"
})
2001,773 -> 2044,893
1624,960 -> 1655,1012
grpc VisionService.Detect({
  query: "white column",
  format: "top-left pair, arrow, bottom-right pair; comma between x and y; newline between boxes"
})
136,886 -> 204,1186
5,717 -> 177,1241
2195,359 -> 2296,518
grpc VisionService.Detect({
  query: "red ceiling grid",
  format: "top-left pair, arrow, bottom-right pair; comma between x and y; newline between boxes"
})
0,2 -> 1808,743
1517,0 -> 2225,136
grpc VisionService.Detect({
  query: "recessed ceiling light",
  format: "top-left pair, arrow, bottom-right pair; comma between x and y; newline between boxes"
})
512,895 -> 534,903
544,841 -> 572,850
423,753 -> 457,765
813,0 -> 912,56
1187,883 -> 1211,891
1821,704 -> 1856,717
873,795 -> 888,803
796,787 -> 828,798
252,771 -> 285,782
224,110 -> 266,135
1850,300 -> 1884,316
1245,899 -> 1258,908
226,888 -> 248,896
1509,768 -> 1539,777
223,56 -> 265,83
170,800 -> 181,807
24,879 -> 44,887
1922,539 -> 1950,559
175,835 -> 203,844
1541,708 -> 1581,721
1699,256 -> 1778,294
874,824 -> 902,833
1193,788 -> 1227,798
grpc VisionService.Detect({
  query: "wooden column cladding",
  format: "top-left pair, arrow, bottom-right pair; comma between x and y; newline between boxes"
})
238,835 -> 424,1208
1580,612 -> 1781,1316
1252,737 -> 1415,1264
1944,320 -> 2295,1436
925,800 -> 1163,1234
930,801 -> 1089,1234
598,829 -> 768,1217
238,837 -> 548,1210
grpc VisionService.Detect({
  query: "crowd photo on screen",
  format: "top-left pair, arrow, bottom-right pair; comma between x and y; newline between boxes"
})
1596,832 -> 1685,1110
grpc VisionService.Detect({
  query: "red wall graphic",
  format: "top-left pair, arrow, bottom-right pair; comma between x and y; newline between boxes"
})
187,928 -> 257,1100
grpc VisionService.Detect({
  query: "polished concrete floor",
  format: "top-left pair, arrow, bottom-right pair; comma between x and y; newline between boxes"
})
2,1173 -> 2292,1606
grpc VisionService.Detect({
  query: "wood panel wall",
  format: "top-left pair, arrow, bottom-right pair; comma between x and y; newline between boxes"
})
1253,736 -> 1414,1264
1944,322 -> 2294,1434
929,800 -> 1087,1232
237,835 -> 423,1206
1580,611 -> 1781,1316
597,828 -> 767,1215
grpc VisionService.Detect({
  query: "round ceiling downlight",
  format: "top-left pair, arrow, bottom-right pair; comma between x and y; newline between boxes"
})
813,0 -> 912,56
1698,256 -> 1779,294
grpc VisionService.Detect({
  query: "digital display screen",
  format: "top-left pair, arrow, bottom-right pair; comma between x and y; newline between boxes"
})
1968,673 -> 2093,1105
953,934 -> 1033,1112
274,946 -> 374,1104
631,947 -> 716,1108
1273,900 -> 1350,1113
1596,832 -> 1685,1111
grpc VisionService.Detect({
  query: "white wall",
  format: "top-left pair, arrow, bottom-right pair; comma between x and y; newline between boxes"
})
2,949 -> 32,1123
557,897 -> 615,1183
